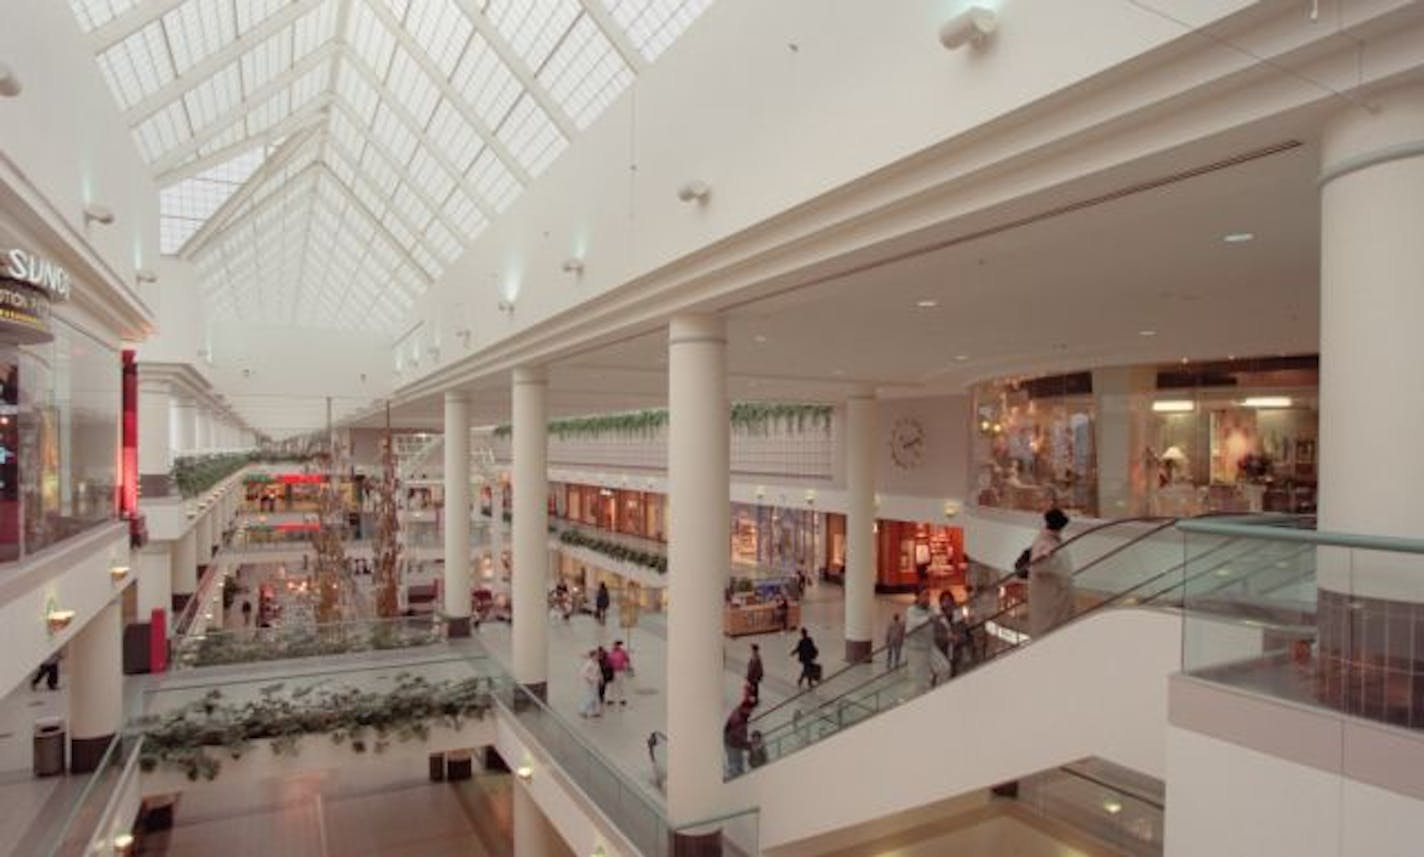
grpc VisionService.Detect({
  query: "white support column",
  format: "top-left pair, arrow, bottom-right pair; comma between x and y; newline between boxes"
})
174,398 -> 197,454
666,314 -> 729,832
68,600 -> 121,772
512,367 -> 549,693
136,543 -> 173,623
196,510 -> 214,566
844,391 -> 877,663
1316,83 -> 1424,724
512,781 -> 558,856
443,392 -> 473,635
172,528 -> 198,609
137,377 -> 173,480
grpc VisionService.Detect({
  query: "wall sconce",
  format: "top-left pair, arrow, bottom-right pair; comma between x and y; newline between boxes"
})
804,489 -> 817,505
939,5 -> 997,50
109,565 -> 130,582
497,299 -> 515,314
942,501 -> 960,519
135,269 -> 158,285
676,180 -> 711,204
46,607 -> 76,634
83,204 -> 115,226
515,764 -> 533,782
113,832 -> 135,855
562,257 -> 585,276
0,62 -> 22,97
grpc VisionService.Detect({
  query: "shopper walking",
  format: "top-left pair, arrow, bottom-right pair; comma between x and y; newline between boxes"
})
885,613 -> 906,670
774,594 -> 791,632
595,582 -> 611,625
596,645 -> 613,707
578,650 -> 603,718
746,643 -> 764,693
723,700 -> 754,777
30,652 -> 60,691
1028,508 -> 1075,639
606,640 -> 632,706
791,628 -> 821,689
905,589 -> 935,692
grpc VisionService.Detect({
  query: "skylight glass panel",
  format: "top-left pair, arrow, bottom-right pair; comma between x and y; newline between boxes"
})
449,35 -> 523,130
426,101 -> 484,172
443,188 -> 487,237
391,185 -> 433,232
425,220 -> 462,264
602,0 -> 714,61
158,146 -> 267,253
244,89 -> 291,136
240,27 -> 294,93
329,109 -> 367,159
293,0 -> 340,59
69,0 -> 139,32
134,99 -> 193,163
347,1 -> 397,77
336,63 -> 380,122
182,61 -> 242,132
485,0 -> 582,71
370,103 -> 418,165
408,147 -> 456,206
386,48 -> 441,127
467,148 -> 521,212
403,0 -> 472,77
496,94 -> 565,176
96,21 -> 175,109
196,119 -> 245,157
235,0 -> 286,33
290,63 -> 328,106
537,13 -> 632,129
163,0 -> 238,77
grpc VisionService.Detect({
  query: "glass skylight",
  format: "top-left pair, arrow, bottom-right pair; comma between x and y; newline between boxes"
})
70,0 -> 718,331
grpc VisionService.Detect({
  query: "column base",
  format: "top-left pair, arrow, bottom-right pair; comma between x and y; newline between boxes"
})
990,780 -> 1020,799
844,639 -> 872,663
171,593 -> 192,613
670,828 -> 722,857
71,734 -> 114,774
447,617 -> 472,638
516,682 -> 548,708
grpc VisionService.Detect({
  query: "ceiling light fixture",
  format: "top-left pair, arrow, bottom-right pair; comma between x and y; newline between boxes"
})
0,62 -> 21,97
497,299 -> 515,314
939,5 -> 998,50
109,564 -> 130,582
953,354 -> 970,362
515,765 -> 534,782
83,204 -> 115,226
1222,232 -> 1255,244
46,607 -> 75,634
1243,396 -> 1292,408
1152,400 -> 1195,413
1138,329 -> 1157,337
561,258 -> 585,275
676,180 -> 711,204
916,299 -> 939,308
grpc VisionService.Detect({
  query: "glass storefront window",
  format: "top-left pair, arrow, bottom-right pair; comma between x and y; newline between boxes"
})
970,356 -> 1319,520
0,318 -> 119,561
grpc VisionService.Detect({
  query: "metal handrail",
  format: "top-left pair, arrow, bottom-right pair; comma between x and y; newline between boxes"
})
1175,518 -> 1424,553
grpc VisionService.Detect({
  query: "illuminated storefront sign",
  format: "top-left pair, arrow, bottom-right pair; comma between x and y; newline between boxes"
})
0,248 -> 71,344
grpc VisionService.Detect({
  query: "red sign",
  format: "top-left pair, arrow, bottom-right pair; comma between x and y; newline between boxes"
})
276,473 -> 326,484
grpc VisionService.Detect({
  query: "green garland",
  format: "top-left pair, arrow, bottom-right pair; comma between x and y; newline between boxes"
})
492,402 -> 832,441
559,528 -> 667,574
136,673 -> 499,781
179,622 -> 442,668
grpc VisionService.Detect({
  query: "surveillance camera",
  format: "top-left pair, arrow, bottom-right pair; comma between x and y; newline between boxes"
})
677,181 -> 711,203
939,6 -> 997,50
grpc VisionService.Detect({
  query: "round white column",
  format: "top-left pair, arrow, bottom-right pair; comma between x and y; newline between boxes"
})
68,600 -> 121,772
137,377 -> 173,480
844,392 -> 877,662
512,367 -> 549,692
512,770 -> 556,856
443,392 -> 473,635
172,528 -> 198,606
666,314 -> 729,829
136,544 -> 173,622
1316,82 -> 1424,723
173,399 -> 198,456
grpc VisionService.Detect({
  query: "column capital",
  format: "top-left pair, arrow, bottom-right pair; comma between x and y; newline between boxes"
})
512,365 -> 547,386
669,313 -> 725,346
1322,82 -> 1424,186
444,390 -> 470,405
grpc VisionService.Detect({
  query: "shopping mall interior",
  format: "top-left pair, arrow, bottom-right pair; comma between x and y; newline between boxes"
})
1,1 -> 1422,855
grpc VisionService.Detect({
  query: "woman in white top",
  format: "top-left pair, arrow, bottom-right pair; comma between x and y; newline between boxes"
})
578,650 -> 603,717
1028,508 -> 1075,639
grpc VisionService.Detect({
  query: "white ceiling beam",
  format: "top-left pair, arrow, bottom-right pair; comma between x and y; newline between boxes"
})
179,126 -> 324,257
321,135 -> 450,275
361,0 -> 532,186
328,98 -> 470,247
190,163 -> 321,264
151,88 -> 334,178
343,55 -> 498,222
83,0 -> 187,53
154,91 -> 330,184
575,0 -> 647,72
447,0 -> 578,138
121,0 -> 328,126
313,163 -> 436,290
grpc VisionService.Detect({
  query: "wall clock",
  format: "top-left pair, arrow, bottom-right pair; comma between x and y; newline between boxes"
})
889,417 -> 926,470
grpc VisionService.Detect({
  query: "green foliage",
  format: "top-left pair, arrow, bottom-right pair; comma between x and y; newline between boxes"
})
491,402 -> 833,441
180,621 -> 442,668
172,452 -> 316,499
137,673 -> 500,781
559,528 -> 667,574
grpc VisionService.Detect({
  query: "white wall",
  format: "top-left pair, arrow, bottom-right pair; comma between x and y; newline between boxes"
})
877,395 -> 970,503
136,259 -> 209,367
399,0 -> 1257,385
1165,728 -> 1424,857
742,608 -> 1182,850
0,0 -> 160,288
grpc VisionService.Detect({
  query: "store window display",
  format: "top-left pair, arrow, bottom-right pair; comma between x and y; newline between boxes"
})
972,372 -> 1097,517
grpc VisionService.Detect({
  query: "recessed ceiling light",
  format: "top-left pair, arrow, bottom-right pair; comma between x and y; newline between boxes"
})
1243,396 -> 1292,408
831,368 -> 845,377
753,335 -> 767,344
916,299 -> 939,309
1138,330 -> 1157,337
1180,357 -> 1190,364
953,354 -> 969,362
1222,232 -> 1255,244
1152,400 -> 1195,413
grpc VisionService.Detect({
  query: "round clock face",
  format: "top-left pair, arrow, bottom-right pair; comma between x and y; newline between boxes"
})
890,418 -> 926,469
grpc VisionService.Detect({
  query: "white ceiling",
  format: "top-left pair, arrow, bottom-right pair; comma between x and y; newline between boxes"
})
69,0 -> 716,332
354,133 -> 1323,432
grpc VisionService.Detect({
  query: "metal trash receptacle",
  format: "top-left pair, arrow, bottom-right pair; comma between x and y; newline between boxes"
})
34,717 -> 66,777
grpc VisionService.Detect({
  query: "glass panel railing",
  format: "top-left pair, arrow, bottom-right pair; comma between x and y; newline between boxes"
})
36,734 -> 142,857
170,614 -> 447,669
1015,759 -> 1164,857
1176,518 -> 1424,730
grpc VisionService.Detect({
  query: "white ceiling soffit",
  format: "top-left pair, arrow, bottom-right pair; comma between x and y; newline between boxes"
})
69,0 -> 716,332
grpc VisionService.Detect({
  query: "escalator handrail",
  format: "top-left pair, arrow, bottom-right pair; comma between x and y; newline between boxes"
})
749,516 -> 1182,728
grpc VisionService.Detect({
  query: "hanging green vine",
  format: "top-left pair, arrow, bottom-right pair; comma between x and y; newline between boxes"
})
559,527 -> 668,574
492,402 -> 832,441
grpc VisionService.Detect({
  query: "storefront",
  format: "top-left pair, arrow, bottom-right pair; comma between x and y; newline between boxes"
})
875,521 -> 966,592
561,482 -> 667,541
729,503 -> 828,577
971,355 -> 1320,519
0,244 -> 118,562
555,550 -> 666,613
242,472 -> 363,514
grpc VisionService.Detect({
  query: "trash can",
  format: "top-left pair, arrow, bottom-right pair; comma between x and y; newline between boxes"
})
33,717 -> 65,777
